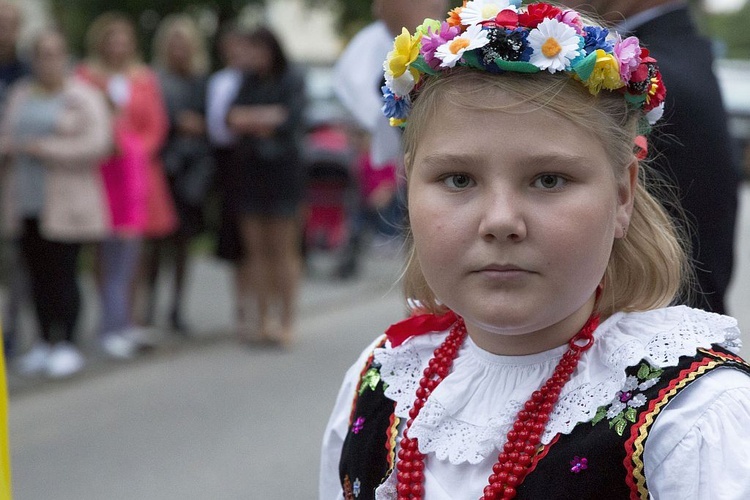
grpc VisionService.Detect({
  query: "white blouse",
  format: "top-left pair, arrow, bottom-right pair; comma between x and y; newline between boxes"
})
319,306 -> 750,499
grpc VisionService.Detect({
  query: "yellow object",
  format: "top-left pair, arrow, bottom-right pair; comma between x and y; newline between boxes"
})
0,327 -> 11,500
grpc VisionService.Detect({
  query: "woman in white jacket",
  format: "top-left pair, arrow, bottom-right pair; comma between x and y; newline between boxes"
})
0,29 -> 111,378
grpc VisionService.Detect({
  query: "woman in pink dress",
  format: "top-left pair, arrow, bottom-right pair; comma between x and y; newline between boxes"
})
76,12 -> 176,358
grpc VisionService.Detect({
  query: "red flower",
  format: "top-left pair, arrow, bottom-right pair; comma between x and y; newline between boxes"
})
518,3 -> 562,28
644,70 -> 666,111
494,9 -> 519,29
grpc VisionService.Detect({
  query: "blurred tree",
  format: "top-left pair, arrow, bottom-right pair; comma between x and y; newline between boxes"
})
49,0 -> 263,59
704,3 -> 750,59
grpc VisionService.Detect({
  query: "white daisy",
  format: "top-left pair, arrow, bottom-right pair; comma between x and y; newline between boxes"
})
646,102 -> 665,125
638,377 -> 660,391
435,24 -> 490,68
606,400 -> 626,419
527,17 -> 582,73
460,0 -> 519,26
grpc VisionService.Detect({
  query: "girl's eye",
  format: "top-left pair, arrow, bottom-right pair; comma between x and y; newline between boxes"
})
443,174 -> 473,189
534,174 -> 566,190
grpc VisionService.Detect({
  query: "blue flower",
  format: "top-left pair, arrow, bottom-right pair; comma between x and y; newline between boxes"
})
582,26 -> 613,55
382,85 -> 411,120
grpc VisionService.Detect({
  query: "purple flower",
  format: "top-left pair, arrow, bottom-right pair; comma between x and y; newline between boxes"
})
352,416 -> 366,434
421,22 -> 461,69
614,35 -> 642,82
619,391 -> 633,403
570,456 -> 588,473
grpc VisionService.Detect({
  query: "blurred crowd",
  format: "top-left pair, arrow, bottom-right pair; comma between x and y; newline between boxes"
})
0,2 -> 404,379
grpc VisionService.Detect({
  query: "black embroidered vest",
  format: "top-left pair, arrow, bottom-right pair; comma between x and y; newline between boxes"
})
338,343 -> 750,499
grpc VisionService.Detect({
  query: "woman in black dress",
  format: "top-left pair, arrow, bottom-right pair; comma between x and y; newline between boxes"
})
227,27 -> 306,347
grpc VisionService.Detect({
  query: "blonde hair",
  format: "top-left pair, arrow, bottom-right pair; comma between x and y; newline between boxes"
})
85,12 -> 140,64
402,70 -> 690,319
152,13 -> 209,77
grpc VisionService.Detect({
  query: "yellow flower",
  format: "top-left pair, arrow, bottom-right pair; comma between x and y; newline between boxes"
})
389,117 -> 406,127
385,28 -> 423,79
587,49 -> 624,94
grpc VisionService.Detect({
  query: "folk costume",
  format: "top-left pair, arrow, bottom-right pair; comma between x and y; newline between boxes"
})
320,306 -> 750,499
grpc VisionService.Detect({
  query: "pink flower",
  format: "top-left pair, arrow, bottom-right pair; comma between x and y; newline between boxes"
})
614,35 -> 642,82
556,9 -> 584,34
422,22 -> 462,69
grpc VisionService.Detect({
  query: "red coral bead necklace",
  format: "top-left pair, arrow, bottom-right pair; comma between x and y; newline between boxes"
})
396,313 -> 600,500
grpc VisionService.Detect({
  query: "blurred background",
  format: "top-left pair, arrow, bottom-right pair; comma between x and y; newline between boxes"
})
2,0 -> 750,498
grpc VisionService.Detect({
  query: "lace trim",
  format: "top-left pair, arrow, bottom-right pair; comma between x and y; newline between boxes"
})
375,306 -> 740,465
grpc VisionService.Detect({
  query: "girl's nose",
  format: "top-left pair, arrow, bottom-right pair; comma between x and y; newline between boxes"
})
478,191 -> 527,243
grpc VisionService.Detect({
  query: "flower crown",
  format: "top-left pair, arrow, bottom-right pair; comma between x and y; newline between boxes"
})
382,0 -> 666,129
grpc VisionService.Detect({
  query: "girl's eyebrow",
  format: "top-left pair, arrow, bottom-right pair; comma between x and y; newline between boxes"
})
419,152 -> 591,170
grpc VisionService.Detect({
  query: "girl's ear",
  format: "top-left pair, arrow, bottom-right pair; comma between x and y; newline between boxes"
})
614,158 -> 638,239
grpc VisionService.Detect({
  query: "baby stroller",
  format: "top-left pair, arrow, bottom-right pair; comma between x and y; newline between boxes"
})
301,123 -> 359,276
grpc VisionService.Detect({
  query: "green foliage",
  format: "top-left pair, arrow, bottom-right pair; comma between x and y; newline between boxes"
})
49,0 -> 263,59
704,4 -> 750,59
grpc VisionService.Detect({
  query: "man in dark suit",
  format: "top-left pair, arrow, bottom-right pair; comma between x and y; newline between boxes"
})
560,0 -> 739,313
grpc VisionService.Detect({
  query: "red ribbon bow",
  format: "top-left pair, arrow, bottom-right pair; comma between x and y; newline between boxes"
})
385,310 -> 459,347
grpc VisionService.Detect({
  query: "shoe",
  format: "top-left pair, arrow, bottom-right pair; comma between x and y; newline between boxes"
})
16,342 -> 52,375
45,342 -> 85,379
100,333 -> 136,359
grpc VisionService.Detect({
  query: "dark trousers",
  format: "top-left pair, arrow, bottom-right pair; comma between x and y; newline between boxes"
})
19,218 -> 82,344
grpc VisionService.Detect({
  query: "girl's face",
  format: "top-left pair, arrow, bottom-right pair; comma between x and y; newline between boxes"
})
408,89 -> 636,355
245,42 -> 273,75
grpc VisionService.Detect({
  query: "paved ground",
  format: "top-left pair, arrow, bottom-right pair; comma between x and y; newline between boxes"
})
6,184 -> 750,499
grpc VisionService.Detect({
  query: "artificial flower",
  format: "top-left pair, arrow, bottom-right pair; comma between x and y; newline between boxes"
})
586,49 -> 624,93
483,27 -> 530,63
384,28 -> 423,96
528,17 -> 581,73
627,49 -> 658,95
381,85 -> 411,120
416,18 -> 441,37
556,9 -> 584,34
460,0 -> 520,26
582,26 -> 612,55
518,2 -> 562,28
644,70 -> 666,111
447,1 -> 468,27
493,9 -> 519,29
422,22 -> 462,69
435,23 -> 491,68
645,102 -> 665,125
614,35 -> 642,82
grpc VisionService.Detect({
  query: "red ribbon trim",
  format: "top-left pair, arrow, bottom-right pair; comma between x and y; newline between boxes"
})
385,310 -> 458,347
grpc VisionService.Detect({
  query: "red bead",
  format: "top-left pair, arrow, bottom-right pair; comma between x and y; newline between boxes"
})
528,433 -> 540,445
497,453 -> 509,463
488,474 -> 498,484
518,453 -> 531,466
517,430 -> 529,441
411,484 -> 424,496
503,442 -> 515,453
412,460 -> 424,471
506,431 -> 517,441
532,391 -> 544,402
497,471 -> 509,482
411,470 -> 424,482
507,474 -> 519,486
397,482 -> 411,495
524,444 -> 537,455
508,452 -> 519,462
483,485 -> 495,498
409,407 -> 419,419
503,486 -> 516,498
399,460 -> 412,472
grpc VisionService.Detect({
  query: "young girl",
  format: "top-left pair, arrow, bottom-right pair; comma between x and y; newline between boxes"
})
320,2 -> 750,499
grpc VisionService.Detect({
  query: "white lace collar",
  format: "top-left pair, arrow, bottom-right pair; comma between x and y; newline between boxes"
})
374,305 -> 740,466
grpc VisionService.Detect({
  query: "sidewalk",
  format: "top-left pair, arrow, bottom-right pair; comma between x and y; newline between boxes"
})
5,247 -> 405,395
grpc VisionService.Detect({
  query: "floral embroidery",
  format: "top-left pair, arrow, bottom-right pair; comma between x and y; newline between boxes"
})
592,362 -> 663,436
570,456 -> 588,473
352,416 -> 366,434
359,367 -> 386,395
353,478 -> 361,497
